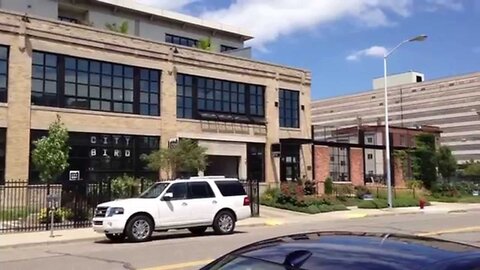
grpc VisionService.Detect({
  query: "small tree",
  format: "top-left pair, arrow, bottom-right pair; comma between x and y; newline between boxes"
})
105,21 -> 129,34
142,139 -> 207,179
32,115 -> 70,183
436,145 -> 457,181
324,177 -> 333,195
411,133 -> 437,189
197,37 -> 213,51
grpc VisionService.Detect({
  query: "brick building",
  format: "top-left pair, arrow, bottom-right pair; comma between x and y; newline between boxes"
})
312,125 -> 441,193
0,0 -> 312,185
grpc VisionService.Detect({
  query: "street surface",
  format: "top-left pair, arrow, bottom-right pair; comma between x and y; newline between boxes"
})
2,211 -> 480,270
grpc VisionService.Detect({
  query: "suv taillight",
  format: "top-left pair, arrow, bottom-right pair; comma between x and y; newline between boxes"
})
243,196 -> 250,206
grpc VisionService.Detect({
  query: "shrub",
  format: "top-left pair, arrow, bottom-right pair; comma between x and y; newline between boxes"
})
324,177 -> 333,195
355,186 -> 371,199
261,187 -> 281,204
111,174 -> 141,199
358,199 -> 389,209
38,207 -> 73,223
431,182 -> 460,197
406,179 -> 424,190
304,180 -> 317,195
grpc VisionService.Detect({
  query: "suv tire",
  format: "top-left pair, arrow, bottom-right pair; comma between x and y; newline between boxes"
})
125,215 -> 153,242
213,210 -> 235,235
189,226 -> 208,235
105,233 -> 125,242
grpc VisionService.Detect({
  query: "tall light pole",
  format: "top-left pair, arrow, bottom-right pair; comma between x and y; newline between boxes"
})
384,34 -> 427,208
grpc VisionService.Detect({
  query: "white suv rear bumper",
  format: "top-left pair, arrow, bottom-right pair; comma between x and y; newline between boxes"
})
92,218 -> 126,234
235,206 -> 251,221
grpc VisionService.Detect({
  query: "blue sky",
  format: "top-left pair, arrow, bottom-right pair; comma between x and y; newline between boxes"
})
138,0 -> 479,100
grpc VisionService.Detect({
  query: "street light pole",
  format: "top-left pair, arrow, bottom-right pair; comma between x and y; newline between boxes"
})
383,34 -> 427,209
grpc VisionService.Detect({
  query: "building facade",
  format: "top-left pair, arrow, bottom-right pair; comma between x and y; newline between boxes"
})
0,3 -> 312,185
312,71 -> 480,164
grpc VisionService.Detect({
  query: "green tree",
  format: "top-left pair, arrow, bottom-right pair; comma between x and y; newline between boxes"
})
324,177 -> 333,195
464,162 -> 480,176
31,115 -> 70,183
142,139 -> 207,179
436,145 -> 457,180
411,133 -> 437,189
196,37 -> 213,51
105,21 -> 129,34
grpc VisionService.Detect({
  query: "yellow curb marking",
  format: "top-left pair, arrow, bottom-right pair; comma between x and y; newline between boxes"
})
347,213 -> 368,219
140,259 -> 212,270
265,219 -> 284,226
417,226 -> 480,237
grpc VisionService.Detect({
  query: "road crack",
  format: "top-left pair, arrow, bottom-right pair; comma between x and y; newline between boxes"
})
45,250 -> 136,270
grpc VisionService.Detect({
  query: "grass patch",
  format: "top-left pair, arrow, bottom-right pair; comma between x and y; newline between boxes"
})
357,197 -> 430,209
428,195 -> 480,203
0,207 -> 33,221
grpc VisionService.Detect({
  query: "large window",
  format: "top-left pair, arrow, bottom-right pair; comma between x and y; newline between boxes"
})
279,89 -> 300,128
32,52 -> 58,106
29,131 -> 160,183
176,73 -> 265,123
165,34 -> 198,48
31,51 -> 161,116
0,46 -> 8,103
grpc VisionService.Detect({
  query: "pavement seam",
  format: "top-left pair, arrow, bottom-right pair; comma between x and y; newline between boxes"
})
45,250 -> 135,270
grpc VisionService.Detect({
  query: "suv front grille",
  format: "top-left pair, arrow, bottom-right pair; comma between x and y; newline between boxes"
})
95,207 -> 108,217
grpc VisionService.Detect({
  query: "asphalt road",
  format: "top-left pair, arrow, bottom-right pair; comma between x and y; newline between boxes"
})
2,211 -> 480,270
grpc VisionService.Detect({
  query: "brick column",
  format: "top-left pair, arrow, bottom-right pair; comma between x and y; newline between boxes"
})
350,148 -> 364,186
394,156 -> 406,187
5,28 -> 32,182
314,146 -> 329,195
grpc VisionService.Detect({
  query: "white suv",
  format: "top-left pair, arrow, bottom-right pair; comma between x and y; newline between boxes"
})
92,176 -> 251,242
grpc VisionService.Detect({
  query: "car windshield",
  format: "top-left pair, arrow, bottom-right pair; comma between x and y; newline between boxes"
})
139,182 -> 169,198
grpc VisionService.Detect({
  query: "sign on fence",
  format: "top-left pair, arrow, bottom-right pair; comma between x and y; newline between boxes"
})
46,194 -> 60,209
69,170 -> 80,181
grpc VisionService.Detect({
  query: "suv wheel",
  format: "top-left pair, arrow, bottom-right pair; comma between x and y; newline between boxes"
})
188,226 -> 208,235
126,215 -> 153,242
105,233 -> 125,242
213,211 -> 235,235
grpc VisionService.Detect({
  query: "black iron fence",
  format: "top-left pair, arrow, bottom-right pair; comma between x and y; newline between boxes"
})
0,179 -> 151,234
240,179 -> 260,217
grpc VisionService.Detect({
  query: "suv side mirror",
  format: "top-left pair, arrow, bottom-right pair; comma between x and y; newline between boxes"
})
162,192 -> 173,201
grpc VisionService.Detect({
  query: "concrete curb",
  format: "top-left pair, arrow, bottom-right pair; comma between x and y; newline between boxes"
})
0,221 -> 273,249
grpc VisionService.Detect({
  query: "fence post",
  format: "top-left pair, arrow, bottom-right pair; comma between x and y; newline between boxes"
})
46,182 -> 50,231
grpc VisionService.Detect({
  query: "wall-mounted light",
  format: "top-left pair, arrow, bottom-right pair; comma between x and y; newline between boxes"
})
301,105 -> 305,111
274,101 -> 279,107
170,47 -> 179,54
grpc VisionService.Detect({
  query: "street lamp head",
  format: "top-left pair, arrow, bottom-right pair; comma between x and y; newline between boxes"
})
408,35 -> 428,42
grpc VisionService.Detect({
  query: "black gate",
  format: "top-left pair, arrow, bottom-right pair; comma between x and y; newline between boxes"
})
241,179 -> 260,217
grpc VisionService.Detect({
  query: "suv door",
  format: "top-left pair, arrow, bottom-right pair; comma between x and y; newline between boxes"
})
187,181 -> 218,223
158,182 -> 191,227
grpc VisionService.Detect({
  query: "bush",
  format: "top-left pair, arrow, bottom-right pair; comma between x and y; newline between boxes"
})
406,180 -> 424,190
304,180 -> 317,195
355,186 -> 371,199
261,187 -> 281,204
111,174 -> 141,199
38,207 -> 73,223
324,177 -> 333,195
358,199 -> 388,209
357,198 -> 430,209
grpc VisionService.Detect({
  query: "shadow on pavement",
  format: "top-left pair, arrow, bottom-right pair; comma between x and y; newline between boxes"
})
94,230 -> 246,244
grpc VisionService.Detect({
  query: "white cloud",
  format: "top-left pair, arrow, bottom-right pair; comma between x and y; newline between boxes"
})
425,0 -> 464,11
199,0 -> 413,49
135,0 -> 198,11
346,46 -> 388,61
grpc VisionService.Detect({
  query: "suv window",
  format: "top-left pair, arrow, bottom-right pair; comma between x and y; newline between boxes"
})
188,181 -> 215,199
215,181 -> 247,197
165,183 -> 187,200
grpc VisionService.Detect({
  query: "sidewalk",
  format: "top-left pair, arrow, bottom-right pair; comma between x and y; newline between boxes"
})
1,202 -> 479,248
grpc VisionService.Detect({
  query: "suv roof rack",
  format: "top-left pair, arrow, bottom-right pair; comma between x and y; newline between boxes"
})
189,176 -> 226,180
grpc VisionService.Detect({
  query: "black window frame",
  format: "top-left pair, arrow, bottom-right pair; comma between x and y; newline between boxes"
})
31,51 -> 161,116
0,46 -> 8,103
220,45 -> 238,52
165,33 -> 199,48
330,146 -> 350,182
279,89 -> 300,128
176,73 -> 265,124
187,181 -> 215,199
